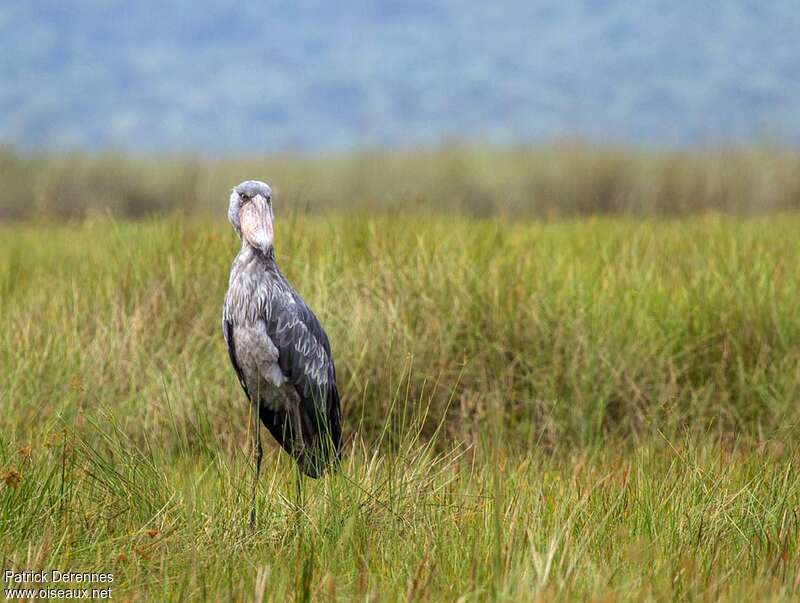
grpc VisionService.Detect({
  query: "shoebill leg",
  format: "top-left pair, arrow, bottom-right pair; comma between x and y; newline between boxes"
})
249,398 -> 263,528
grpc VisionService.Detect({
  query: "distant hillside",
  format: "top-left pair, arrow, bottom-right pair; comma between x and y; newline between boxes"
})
2,1 -> 799,152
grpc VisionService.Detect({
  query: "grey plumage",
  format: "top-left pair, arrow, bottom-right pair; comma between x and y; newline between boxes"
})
222,180 -> 341,524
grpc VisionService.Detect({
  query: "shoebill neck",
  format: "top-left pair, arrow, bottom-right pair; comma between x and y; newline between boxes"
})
241,239 -> 276,264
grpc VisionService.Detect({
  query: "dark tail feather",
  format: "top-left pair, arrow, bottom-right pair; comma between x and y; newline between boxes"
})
300,398 -> 342,478
259,398 -> 342,479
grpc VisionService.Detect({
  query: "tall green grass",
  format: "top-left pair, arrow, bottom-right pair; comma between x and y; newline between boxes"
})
2,214 -> 800,600
2,215 -> 798,448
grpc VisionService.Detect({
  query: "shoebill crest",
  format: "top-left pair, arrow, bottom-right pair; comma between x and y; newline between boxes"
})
222,180 -> 342,525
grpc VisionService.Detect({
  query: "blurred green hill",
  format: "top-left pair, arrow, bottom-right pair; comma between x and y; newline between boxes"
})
2,1 -> 799,152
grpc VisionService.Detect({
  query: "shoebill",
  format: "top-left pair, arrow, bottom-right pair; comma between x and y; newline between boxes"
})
222,180 -> 342,525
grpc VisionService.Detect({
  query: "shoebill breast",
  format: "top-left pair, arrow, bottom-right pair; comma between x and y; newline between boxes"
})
222,180 -> 342,477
